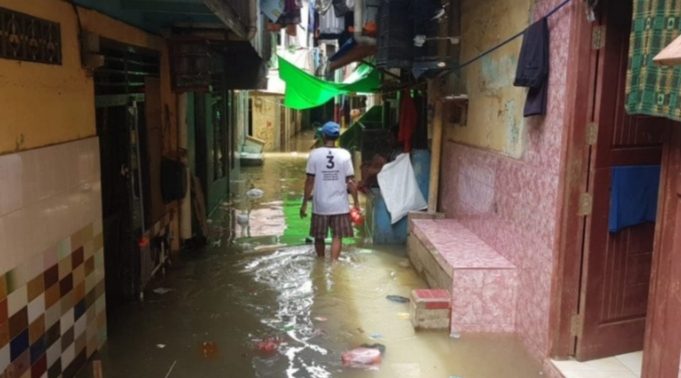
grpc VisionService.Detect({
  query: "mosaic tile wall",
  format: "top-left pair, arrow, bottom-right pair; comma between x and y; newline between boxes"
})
438,0 -> 573,368
0,137 -> 105,377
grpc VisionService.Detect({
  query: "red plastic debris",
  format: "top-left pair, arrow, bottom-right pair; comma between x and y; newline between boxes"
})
201,341 -> 218,359
255,337 -> 281,356
341,347 -> 381,368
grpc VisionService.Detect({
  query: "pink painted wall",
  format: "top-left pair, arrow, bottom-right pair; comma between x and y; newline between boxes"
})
438,0 -> 574,362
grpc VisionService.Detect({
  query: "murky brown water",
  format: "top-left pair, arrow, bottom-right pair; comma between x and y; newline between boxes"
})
78,133 -> 543,378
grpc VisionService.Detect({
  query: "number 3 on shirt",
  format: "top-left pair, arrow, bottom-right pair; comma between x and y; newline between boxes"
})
326,152 -> 335,169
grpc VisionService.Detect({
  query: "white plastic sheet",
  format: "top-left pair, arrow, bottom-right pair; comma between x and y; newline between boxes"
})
377,153 -> 428,224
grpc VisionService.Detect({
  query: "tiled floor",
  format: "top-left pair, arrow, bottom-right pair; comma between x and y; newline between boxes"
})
551,351 -> 643,378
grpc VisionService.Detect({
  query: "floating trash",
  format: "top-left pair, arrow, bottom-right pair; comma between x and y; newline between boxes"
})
152,288 -> 173,295
254,337 -> 281,356
386,295 -> 410,303
359,343 -> 386,354
341,347 -> 382,369
200,341 -> 218,359
246,188 -> 265,200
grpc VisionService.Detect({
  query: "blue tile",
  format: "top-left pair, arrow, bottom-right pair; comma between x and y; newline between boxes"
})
10,330 -> 28,361
30,335 -> 46,363
74,300 -> 86,320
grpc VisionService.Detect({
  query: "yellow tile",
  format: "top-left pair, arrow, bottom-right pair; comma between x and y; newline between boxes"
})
44,284 -> 60,309
26,275 -> 44,303
61,291 -> 75,316
58,256 -> 72,280
93,233 -> 104,253
83,239 -> 94,260
28,315 -> 45,345
74,282 -> 85,303
0,275 -> 7,301
73,265 -> 85,287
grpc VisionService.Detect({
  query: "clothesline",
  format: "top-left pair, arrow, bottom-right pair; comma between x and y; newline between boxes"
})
446,0 -> 572,73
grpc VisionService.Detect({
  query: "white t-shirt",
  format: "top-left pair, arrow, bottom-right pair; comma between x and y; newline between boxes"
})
306,147 -> 354,215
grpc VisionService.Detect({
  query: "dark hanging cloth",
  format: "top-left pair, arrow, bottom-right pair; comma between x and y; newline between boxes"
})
332,0 -> 351,17
514,17 -> 549,117
279,0 -> 302,25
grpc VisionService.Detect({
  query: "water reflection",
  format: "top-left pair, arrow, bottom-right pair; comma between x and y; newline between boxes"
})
80,144 -> 543,378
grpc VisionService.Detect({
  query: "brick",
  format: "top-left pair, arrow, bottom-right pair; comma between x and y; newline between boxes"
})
410,289 -> 451,331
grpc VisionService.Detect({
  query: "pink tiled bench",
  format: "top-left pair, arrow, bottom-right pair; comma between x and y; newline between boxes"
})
407,218 -> 517,334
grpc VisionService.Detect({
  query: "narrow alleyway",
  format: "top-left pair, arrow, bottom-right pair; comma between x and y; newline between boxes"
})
78,133 -> 542,378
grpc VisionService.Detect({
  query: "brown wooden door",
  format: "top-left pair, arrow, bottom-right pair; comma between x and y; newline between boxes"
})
642,126 -> 681,378
575,0 -> 667,361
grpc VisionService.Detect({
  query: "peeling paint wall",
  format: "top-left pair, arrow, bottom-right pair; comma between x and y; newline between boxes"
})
445,0 -> 532,158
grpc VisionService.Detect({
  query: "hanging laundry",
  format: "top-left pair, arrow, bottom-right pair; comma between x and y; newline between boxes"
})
398,90 -> 417,153
308,1 -> 319,37
315,0 -> 333,14
319,4 -> 345,35
333,0 -> 352,17
513,17 -> 550,117
261,0 -> 285,22
278,0 -> 302,26
608,165 -> 661,233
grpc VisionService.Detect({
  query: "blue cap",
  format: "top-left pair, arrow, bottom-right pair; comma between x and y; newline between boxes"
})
319,121 -> 340,138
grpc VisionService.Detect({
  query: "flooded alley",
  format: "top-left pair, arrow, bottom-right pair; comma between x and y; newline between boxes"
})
79,140 -> 543,378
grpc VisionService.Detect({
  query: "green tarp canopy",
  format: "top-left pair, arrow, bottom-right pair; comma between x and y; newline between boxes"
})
278,56 -> 380,110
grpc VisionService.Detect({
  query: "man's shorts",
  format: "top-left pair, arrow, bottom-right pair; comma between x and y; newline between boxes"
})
310,213 -> 354,240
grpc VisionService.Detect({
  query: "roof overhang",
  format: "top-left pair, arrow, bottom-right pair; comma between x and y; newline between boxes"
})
73,0 -> 256,42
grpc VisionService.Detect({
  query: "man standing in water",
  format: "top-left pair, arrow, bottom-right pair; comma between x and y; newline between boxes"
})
300,121 -> 359,260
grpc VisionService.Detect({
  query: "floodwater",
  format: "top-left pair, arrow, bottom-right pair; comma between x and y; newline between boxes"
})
78,133 -> 543,378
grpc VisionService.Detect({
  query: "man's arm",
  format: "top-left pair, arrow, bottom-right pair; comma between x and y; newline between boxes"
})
347,176 -> 359,209
300,174 -> 315,218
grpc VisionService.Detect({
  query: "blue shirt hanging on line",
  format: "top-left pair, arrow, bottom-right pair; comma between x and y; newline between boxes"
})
608,165 -> 661,233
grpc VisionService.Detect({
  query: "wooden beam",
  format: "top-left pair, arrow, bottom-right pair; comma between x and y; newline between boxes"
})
202,0 -> 248,39
121,0 -> 213,15
428,100 -> 443,214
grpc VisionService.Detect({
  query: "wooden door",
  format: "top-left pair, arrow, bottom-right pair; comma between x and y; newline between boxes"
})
642,126 -> 681,378
575,0 -> 667,360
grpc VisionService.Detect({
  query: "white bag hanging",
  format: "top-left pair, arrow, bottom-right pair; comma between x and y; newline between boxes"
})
377,153 -> 428,224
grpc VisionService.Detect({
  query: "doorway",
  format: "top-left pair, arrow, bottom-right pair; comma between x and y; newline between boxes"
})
96,99 -> 151,307
94,38 -> 160,310
552,0 -> 667,366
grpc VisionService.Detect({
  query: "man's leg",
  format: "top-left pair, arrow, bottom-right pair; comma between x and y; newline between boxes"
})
314,238 -> 325,258
330,236 -> 342,260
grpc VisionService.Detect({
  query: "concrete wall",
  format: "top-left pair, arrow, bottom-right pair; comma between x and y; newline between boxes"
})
438,0 -> 574,366
251,93 -> 281,152
0,0 -> 179,374
446,0 -> 532,158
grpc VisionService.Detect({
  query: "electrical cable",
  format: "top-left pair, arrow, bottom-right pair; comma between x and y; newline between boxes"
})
447,0 -> 572,73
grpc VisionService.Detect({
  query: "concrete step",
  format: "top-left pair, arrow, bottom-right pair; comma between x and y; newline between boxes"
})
407,218 -> 518,335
